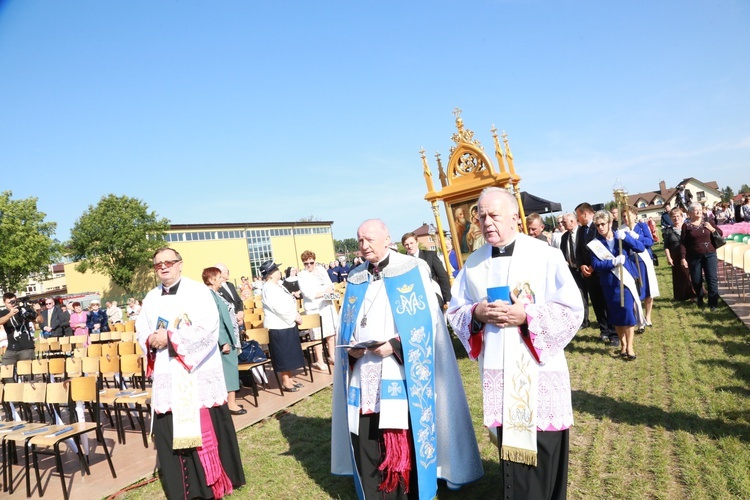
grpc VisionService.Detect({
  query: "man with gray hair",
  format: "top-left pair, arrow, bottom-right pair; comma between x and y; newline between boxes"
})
215,263 -> 245,331
332,219 -> 483,498
448,187 -> 583,498
526,212 -> 549,244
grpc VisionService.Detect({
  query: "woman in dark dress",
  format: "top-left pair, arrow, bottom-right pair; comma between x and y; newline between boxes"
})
203,267 -> 245,415
663,208 -> 695,301
589,210 -> 646,360
260,260 -> 305,392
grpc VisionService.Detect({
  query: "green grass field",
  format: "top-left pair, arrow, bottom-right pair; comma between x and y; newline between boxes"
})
120,248 -> 750,499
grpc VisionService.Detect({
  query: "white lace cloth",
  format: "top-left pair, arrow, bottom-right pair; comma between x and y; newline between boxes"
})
447,235 -> 583,431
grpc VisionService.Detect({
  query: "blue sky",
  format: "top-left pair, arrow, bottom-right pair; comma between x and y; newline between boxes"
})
1,0 -> 748,247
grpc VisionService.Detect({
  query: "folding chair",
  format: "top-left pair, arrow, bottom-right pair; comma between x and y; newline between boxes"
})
124,320 -> 136,333
15,360 -> 33,382
22,382 -> 47,424
101,342 -> 118,360
87,344 -> 102,357
27,376 -> 117,500
117,341 -> 136,356
1,364 -> 16,382
47,357 -> 66,384
114,354 -> 151,447
65,358 -> 83,379
31,359 -> 49,383
731,244 -> 749,295
239,327 -> 283,402
299,313 -> 332,379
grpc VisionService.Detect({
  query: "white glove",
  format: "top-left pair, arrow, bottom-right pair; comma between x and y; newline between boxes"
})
630,230 -> 639,239
613,255 -> 626,267
615,229 -> 628,240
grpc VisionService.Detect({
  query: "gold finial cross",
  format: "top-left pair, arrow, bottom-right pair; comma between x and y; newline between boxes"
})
452,107 -> 462,118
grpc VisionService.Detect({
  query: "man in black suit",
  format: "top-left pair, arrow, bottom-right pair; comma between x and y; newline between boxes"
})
574,203 -> 617,347
216,263 -> 245,332
401,232 -> 452,308
40,297 -> 65,338
560,212 -> 588,329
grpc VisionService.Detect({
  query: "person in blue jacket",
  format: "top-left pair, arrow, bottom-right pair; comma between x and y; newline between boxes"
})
588,210 -> 646,360
624,206 -> 660,329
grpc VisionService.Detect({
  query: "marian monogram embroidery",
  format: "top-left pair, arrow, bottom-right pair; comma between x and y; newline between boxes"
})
395,290 -> 426,316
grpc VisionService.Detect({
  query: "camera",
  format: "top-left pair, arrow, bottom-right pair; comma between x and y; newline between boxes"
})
11,299 -> 40,322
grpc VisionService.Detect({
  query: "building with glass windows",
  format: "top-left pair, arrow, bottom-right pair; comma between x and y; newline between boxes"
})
64,220 -> 336,301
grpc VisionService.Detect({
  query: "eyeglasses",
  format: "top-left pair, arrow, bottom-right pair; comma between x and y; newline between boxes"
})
153,259 -> 182,270
303,261 -> 315,267
45,301 -> 54,305
594,222 -> 608,227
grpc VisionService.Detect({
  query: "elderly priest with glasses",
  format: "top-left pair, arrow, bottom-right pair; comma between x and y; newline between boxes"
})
331,219 -> 483,500
136,247 -> 245,499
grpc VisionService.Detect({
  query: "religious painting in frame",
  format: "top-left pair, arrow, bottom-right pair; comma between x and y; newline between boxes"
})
446,195 -> 483,265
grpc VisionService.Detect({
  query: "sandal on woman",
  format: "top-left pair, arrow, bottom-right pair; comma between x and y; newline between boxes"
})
312,362 -> 325,371
282,386 -> 299,392
293,382 -> 304,388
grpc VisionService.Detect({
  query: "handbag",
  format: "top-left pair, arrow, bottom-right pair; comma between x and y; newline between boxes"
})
238,339 -> 267,363
710,230 -> 726,249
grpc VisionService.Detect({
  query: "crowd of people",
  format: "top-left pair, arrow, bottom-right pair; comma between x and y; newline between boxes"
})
0,182 -> 738,500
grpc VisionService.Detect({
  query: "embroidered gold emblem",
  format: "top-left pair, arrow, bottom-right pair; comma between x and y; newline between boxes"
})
396,283 -> 414,293
348,296 -> 358,304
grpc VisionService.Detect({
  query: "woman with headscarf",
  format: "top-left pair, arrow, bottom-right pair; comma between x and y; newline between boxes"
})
203,267 -> 245,415
680,202 -> 723,311
663,208 -> 695,301
260,260 -> 306,392
589,210 -> 646,360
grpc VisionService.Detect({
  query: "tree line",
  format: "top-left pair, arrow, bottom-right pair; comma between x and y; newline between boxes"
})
0,191 -> 168,296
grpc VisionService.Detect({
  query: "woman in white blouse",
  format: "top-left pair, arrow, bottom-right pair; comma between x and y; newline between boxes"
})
297,250 -> 339,370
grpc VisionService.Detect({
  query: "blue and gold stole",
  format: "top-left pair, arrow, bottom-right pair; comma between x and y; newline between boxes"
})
338,264 -> 438,500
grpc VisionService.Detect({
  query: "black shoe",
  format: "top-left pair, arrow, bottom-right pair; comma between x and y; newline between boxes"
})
293,382 -> 304,388
627,354 -> 637,360
282,386 -> 300,392
229,408 -> 248,415
635,327 -> 645,334
610,338 -> 621,348
709,306 -> 717,312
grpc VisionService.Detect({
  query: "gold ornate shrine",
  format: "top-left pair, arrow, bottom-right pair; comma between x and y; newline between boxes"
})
420,108 -> 527,275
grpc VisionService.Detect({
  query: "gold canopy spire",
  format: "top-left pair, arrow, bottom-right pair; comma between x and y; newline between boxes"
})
420,148 -> 435,193
491,125 -> 507,174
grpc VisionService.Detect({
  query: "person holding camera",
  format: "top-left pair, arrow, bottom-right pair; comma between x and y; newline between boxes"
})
0,292 -> 36,378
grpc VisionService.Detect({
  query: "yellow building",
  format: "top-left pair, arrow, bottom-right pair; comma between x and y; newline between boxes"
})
64,221 -> 336,301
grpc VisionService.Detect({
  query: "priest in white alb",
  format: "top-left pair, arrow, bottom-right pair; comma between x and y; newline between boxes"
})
447,187 -> 583,500
331,219 -> 483,500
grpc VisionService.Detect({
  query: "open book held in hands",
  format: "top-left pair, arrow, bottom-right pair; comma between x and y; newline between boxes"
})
335,340 -> 385,349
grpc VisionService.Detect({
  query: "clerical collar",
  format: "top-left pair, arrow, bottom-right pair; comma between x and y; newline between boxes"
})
367,255 -> 390,280
162,279 -> 182,295
491,240 -> 516,257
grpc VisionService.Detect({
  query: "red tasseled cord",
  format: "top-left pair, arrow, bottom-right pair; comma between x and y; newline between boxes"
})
378,429 -> 412,493
197,408 -> 233,499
